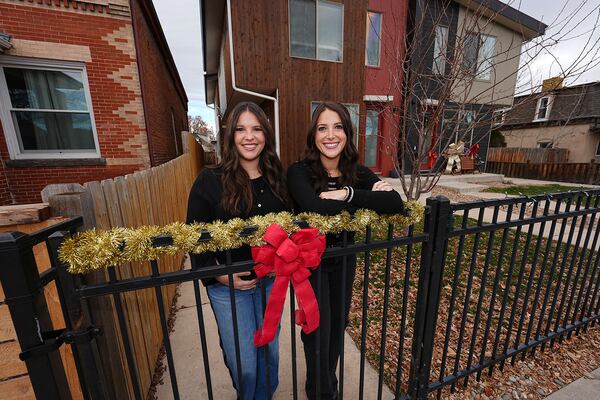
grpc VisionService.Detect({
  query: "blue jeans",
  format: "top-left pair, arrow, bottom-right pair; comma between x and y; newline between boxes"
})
207,277 -> 279,400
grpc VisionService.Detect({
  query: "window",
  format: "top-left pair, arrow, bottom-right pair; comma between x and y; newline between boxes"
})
311,101 -> 359,145
534,96 -> 552,121
492,108 -> 510,127
290,0 -> 344,62
537,141 -> 552,149
365,11 -> 382,67
462,33 -> 496,80
432,26 -> 448,75
596,140 -> 600,156
0,57 -> 99,159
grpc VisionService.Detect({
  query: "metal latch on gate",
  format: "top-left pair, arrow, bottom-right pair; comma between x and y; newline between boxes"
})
19,326 -> 102,361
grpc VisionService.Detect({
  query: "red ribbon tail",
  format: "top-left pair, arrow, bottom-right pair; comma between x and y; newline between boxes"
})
253,277 -> 289,347
293,279 -> 320,334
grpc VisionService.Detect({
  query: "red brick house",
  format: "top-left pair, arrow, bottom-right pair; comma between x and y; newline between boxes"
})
363,0 -> 408,176
0,0 -> 188,205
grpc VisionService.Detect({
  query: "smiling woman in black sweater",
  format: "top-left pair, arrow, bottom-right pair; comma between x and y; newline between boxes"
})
287,102 -> 405,400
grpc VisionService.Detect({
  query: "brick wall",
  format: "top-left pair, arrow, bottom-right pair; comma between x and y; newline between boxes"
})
130,0 -> 188,166
0,0 -> 187,204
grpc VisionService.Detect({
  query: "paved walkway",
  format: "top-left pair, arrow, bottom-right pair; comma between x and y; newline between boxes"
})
545,367 -> 600,399
154,276 -> 393,399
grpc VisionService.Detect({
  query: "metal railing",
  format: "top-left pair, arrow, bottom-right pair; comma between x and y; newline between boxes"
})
1,191 -> 599,400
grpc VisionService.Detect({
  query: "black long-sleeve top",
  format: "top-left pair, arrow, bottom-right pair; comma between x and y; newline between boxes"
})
287,160 -> 405,270
186,167 -> 289,286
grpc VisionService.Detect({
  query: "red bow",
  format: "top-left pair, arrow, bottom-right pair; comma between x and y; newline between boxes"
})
251,224 -> 326,347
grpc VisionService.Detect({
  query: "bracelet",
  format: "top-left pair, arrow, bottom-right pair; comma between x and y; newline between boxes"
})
343,186 -> 354,203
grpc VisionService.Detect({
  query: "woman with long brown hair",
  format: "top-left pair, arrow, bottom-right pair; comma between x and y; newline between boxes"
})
287,102 -> 405,400
187,101 -> 288,399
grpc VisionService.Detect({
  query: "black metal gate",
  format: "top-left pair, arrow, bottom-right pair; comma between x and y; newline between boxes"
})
1,192 -> 599,400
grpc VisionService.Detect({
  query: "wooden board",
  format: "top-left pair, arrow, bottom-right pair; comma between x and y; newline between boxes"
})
0,204 -> 50,226
0,375 -> 35,400
0,340 -> 27,379
0,304 -> 16,342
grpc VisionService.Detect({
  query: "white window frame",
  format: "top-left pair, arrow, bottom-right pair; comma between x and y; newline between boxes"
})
537,141 -> 553,149
432,25 -> 449,75
492,108 -> 510,127
365,11 -> 382,67
310,101 -> 359,146
533,95 -> 553,122
289,0 -> 344,63
0,56 -> 101,160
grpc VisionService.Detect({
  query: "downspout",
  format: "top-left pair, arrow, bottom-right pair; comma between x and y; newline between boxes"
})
226,0 -> 280,156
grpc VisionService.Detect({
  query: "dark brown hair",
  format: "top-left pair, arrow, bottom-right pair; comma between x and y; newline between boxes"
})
219,102 -> 288,215
304,102 -> 358,191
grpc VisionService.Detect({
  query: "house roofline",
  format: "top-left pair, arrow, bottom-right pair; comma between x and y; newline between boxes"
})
453,0 -> 546,39
133,0 -> 189,108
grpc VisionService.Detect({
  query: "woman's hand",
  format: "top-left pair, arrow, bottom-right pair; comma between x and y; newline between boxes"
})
215,272 -> 258,290
372,181 -> 393,192
319,189 -> 347,201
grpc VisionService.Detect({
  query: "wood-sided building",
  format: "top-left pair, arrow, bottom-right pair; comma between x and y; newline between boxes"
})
201,0 -> 368,166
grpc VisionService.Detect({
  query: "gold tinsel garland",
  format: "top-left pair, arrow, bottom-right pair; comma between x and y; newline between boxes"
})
60,201 -> 424,274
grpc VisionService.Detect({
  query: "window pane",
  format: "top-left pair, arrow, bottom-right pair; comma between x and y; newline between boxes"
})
343,103 -> 359,136
365,109 -> 379,167
11,111 -> 96,151
537,98 -> 549,119
366,12 -> 381,66
290,0 -> 317,58
596,140 -> 600,156
463,33 -> 478,73
318,1 -> 343,62
476,35 -> 495,80
433,26 -> 448,74
5,68 -> 87,110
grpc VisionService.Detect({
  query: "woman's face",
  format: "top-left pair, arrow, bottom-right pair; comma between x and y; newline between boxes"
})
314,108 -> 347,162
234,111 -> 266,163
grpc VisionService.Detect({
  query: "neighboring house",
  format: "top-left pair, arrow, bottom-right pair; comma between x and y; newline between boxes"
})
0,0 -> 188,205
201,0 -> 368,167
364,0 -> 408,176
404,0 -> 546,172
498,80 -> 600,163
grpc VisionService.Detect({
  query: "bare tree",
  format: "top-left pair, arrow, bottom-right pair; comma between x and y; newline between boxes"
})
366,0 -> 600,200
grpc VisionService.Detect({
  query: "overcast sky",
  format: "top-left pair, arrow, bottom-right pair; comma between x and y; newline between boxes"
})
152,0 -> 600,127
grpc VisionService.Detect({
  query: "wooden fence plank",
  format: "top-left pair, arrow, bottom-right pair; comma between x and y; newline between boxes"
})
0,374 -> 35,400
487,162 -> 600,185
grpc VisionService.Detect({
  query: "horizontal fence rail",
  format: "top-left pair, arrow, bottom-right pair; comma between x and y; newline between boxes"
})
2,191 -> 600,400
487,147 -> 569,164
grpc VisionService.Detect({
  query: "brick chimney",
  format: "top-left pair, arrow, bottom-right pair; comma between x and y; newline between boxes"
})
542,77 -> 564,91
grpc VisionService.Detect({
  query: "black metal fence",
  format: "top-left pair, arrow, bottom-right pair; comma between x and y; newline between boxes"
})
1,191 -> 599,400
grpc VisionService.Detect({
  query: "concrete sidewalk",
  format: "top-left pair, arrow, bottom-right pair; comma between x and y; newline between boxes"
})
545,367 -> 600,399
154,279 -> 393,399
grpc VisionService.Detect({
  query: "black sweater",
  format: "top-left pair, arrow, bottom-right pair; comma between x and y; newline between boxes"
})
186,167 -> 289,285
287,160 -> 405,269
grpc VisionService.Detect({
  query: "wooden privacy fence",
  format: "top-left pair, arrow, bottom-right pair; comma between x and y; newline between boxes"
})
487,147 -> 570,164
487,161 -> 600,185
79,136 -> 202,399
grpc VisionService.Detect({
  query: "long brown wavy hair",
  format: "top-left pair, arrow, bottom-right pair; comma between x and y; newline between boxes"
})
304,102 -> 359,192
219,101 -> 288,215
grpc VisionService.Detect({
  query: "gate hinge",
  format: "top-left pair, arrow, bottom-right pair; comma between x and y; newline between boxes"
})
19,326 -> 102,361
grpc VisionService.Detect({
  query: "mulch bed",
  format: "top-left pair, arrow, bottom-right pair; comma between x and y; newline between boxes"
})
346,194 -> 600,399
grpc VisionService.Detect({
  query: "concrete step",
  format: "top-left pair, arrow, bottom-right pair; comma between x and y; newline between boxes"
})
439,173 -> 505,185
437,181 -> 489,193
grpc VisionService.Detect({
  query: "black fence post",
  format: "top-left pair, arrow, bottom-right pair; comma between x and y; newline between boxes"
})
409,196 -> 452,399
0,232 -> 72,400
47,231 -> 109,400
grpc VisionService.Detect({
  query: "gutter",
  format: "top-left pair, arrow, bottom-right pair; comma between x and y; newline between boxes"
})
225,0 -> 280,156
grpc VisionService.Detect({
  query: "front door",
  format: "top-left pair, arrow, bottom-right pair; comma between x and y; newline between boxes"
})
419,110 -> 439,170
365,108 -> 381,170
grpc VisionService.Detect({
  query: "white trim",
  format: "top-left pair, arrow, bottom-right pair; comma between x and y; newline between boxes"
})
422,98 -> 439,106
363,95 -> 393,102
533,95 -> 553,122
227,0 -> 280,155
0,55 -> 101,160
365,10 -> 382,67
492,107 -> 511,127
